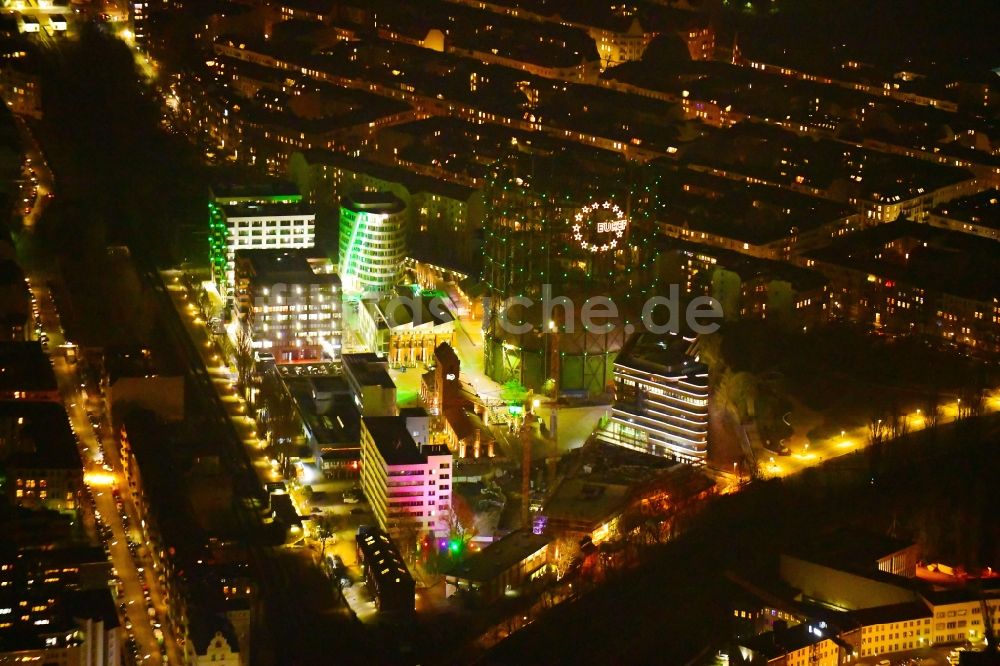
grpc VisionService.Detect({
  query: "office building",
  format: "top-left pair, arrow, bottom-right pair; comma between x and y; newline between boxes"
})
209,185 -> 315,302
338,192 -> 407,296
606,333 -> 710,465
234,249 -> 342,363
357,286 -> 455,367
342,353 -> 397,416
360,415 -> 452,537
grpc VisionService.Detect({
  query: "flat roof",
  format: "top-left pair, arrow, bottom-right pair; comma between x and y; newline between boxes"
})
210,179 -> 302,202
445,529 -> 550,583
789,527 -> 915,573
286,378 -> 360,448
218,201 -> 315,219
340,192 -> 406,215
342,353 -> 395,389
0,401 -> 81,470
615,332 -> 707,379
0,341 -> 57,394
847,601 -> 931,626
363,416 -> 448,466
236,249 -> 340,284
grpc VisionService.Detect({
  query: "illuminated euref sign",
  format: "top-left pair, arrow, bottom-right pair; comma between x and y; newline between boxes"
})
570,201 -> 628,253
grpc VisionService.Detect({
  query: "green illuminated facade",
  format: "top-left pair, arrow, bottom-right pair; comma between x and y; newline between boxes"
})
481,153 -> 658,395
338,192 -> 407,295
207,189 -> 315,302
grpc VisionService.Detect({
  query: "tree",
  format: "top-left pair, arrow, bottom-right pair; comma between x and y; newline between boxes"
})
867,410 -> 888,480
886,400 -> 910,441
923,389 -> 942,435
389,516 -> 423,565
715,370 -> 758,423
314,511 -> 346,561
500,380 -> 529,406
552,537 -> 582,579
444,495 -> 477,551
234,322 -> 254,397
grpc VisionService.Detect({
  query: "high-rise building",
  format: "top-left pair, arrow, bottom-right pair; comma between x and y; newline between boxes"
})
129,1 -> 148,48
605,333 -> 710,465
234,250 -> 342,363
209,185 -> 315,304
338,192 -> 407,296
360,415 -> 452,537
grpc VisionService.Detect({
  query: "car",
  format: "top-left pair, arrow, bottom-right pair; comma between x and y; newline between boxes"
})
124,618 -> 132,630
343,494 -> 360,504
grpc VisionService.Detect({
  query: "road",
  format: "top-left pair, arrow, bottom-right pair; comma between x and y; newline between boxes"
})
25,274 -> 181,666
760,394 -> 1000,478
13,123 -> 180,665
155,269 -> 369,663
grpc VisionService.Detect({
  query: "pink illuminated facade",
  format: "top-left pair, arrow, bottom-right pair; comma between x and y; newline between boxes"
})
360,415 -> 453,537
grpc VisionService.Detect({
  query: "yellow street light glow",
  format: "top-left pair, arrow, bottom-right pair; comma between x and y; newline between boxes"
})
84,471 -> 116,487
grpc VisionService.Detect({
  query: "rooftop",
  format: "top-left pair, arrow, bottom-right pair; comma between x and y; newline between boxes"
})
805,219 -> 1000,302
342,353 -> 395,390
210,179 -> 302,204
218,200 -> 315,219
356,524 -> 413,592
0,401 -> 81,470
0,341 -> 57,394
931,188 -> 1000,231
789,527 -> 916,573
236,249 -> 340,284
340,191 -> 406,216
365,287 -> 455,330
445,529 -> 550,583
847,601 -> 932,626
286,377 -> 361,449
615,332 -> 706,378
363,416 -> 448,466
740,621 -> 843,659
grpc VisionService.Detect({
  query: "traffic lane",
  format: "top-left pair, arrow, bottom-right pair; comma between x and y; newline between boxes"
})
55,358 -> 166,666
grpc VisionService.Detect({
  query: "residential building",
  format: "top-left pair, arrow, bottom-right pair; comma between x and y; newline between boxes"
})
191,617 -> 241,666
0,588 -> 122,666
0,401 -> 82,513
802,220 -> 1000,352
234,249 -> 342,363
0,342 -> 60,402
606,333 -> 710,465
355,525 -> 415,615
104,346 -> 185,424
129,1 -> 149,49
444,529 -> 551,602
359,415 -> 452,537
338,192 -> 407,296
926,188 -> 1000,241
